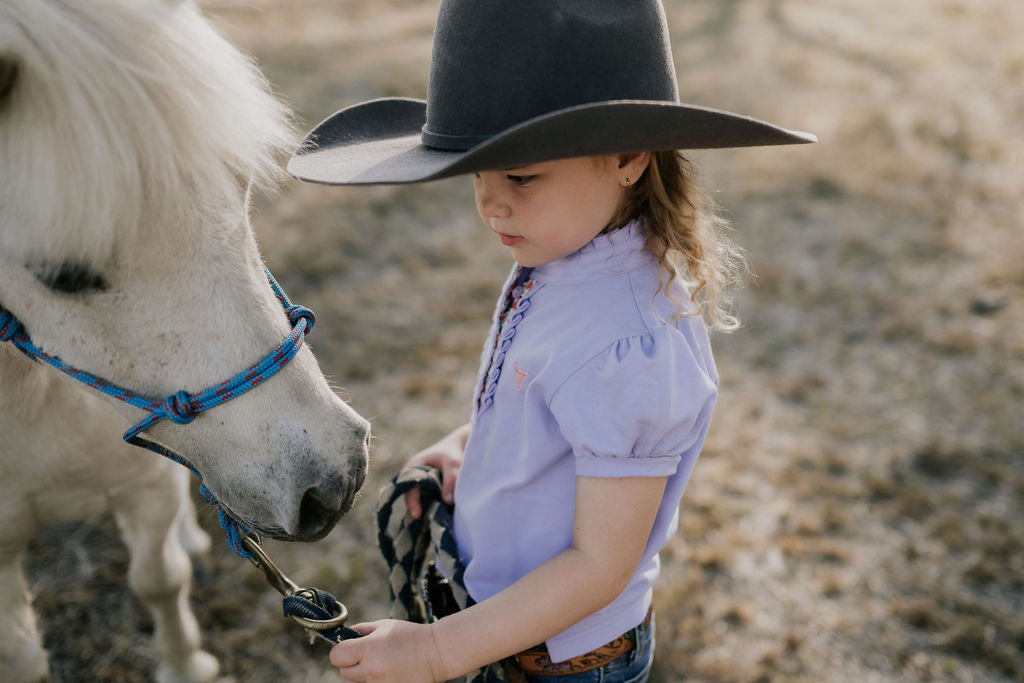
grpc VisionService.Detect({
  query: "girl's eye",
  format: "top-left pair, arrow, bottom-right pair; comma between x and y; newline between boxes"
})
506,174 -> 535,186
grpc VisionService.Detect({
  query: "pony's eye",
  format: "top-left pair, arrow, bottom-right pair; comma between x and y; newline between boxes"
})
34,262 -> 108,294
0,57 -> 17,103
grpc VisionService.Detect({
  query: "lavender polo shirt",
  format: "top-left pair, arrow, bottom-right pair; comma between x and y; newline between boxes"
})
453,221 -> 719,662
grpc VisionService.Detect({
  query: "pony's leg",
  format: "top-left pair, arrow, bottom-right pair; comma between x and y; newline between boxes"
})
170,466 -> 211,561
111,463 -> 218,683
0,507 -> 49,682
0,556 -> 50,682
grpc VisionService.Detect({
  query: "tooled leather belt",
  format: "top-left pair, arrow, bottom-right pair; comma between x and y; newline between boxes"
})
506,607 -> 653,679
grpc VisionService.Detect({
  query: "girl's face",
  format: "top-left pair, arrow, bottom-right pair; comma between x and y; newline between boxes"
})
473,155 -> 628,267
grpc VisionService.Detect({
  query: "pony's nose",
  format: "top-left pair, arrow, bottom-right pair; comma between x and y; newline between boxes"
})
294,469 -> 366,540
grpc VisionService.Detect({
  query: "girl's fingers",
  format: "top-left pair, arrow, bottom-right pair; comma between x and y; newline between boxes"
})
329,641 -> 358,668
441,471 -> 456,505
440,463 -> 459,505
328,623 -> 378,667
352,622 -> 378,636
404,489 -> 422,519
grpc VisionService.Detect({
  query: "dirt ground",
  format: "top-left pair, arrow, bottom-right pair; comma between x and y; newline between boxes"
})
26,0 -> 1022,681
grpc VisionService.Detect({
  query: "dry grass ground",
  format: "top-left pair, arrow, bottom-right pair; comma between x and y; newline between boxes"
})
25,1 -> 1022,681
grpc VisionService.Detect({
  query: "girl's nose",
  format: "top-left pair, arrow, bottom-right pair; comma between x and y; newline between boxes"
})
475,174 -> 511,219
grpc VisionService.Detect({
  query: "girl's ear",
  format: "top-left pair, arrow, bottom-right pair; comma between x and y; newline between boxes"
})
617,151 -> 651,185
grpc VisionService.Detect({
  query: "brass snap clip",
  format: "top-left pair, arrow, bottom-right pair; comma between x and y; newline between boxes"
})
241,535 -> 349,632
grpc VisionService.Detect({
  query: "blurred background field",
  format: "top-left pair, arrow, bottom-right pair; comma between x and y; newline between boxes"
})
25,0 -> 1022,681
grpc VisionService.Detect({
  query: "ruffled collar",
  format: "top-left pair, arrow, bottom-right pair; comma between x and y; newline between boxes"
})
529,218 -> 653,285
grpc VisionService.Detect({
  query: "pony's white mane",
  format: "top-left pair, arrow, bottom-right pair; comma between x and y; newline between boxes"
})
0,0 -> 296,270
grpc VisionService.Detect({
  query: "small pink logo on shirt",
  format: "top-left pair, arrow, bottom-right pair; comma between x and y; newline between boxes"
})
514,361 -> 529,390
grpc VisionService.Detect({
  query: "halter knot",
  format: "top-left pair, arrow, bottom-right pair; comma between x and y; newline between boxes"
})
163,390 -> 197,424
286,304 -> 315,333
0,309 -> 22,342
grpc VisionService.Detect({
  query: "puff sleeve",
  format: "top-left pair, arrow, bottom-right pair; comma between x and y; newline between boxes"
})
548,325 -> 718,478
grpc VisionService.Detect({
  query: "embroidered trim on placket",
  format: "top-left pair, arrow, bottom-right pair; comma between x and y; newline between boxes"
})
476,267 -> 536,414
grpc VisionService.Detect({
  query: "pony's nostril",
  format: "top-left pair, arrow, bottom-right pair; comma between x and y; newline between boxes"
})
296,486 -> 336,539
295,476 -> 360,540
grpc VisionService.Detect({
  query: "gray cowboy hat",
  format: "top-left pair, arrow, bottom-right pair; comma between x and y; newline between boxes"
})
288,0 -> 816,186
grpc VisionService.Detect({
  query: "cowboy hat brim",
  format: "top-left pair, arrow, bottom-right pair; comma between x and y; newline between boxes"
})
287,97 -> 817,186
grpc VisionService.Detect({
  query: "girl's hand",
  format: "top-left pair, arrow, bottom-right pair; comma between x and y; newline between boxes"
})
403,423 -> 470,519
329,620 -> 446,682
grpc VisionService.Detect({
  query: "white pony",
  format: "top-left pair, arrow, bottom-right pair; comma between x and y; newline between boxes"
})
0,1 -> 370,681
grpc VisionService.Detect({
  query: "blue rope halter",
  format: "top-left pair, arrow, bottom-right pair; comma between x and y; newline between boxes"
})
0,265 -> 313,559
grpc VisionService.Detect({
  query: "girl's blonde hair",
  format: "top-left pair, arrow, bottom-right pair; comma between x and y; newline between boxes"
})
608,150 -> 748,331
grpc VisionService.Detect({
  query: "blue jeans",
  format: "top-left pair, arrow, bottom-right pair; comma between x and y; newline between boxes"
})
520,614 -> 655,683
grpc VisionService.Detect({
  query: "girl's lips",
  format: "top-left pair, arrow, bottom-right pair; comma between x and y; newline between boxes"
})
499,233 -> 524,246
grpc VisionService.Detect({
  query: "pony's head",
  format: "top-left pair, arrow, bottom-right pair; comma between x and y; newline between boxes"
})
0,0 -> 369,541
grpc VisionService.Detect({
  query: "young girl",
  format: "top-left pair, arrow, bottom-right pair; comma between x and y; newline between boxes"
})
288,1 -> 814,681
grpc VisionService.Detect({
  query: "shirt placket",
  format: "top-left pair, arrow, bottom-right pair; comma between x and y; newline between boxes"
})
476,267 -> 535,414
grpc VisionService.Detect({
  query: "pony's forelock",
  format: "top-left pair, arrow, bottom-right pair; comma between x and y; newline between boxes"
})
0,0 -> 297,269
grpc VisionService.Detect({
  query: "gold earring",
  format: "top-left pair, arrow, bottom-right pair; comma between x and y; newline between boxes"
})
624,176 -> 631,186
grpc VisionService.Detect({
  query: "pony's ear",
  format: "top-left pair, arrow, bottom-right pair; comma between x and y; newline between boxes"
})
0,56 -> 17,103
